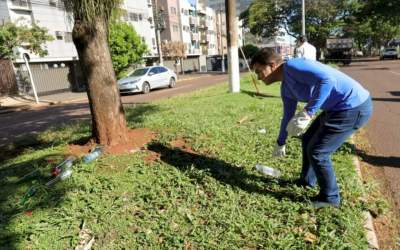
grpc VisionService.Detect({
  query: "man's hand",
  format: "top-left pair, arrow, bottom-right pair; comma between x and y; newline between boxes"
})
272,143 -> 286,157
287,110 -> 312,136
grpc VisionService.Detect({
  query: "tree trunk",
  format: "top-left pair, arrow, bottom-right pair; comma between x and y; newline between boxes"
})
72,18 -> 128,146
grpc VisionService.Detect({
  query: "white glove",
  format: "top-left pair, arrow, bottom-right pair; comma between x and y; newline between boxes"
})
272,143 -> 286,157
287,110 -> 312,137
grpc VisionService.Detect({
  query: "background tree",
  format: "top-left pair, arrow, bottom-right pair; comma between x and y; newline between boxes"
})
239,44 -> 259,60
63,0 -> 128,146
109,21 -> 148,79
161,41 -> 187,74
0,21 -> 53,59
240,0 -> 358,51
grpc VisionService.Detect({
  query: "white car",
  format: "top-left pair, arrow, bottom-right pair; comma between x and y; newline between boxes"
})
118,66 -> 177,94
380,48 -> 398,60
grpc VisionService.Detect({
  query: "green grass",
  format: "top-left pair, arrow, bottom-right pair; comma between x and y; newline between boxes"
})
0,75 -> 373,249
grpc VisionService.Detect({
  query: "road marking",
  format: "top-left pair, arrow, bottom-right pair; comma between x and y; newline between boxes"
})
389,70 -> 400,76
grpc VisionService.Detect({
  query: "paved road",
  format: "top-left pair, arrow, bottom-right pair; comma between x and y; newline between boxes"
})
0,73 -> 230,147
340,60 -> 400,212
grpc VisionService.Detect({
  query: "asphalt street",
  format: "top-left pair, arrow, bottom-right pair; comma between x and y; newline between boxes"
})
0,73 -> 229,147
341,59 -> 400,214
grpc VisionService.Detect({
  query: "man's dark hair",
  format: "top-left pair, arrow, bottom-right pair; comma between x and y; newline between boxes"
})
250,48 -> 283,68
298,35 -> 307,43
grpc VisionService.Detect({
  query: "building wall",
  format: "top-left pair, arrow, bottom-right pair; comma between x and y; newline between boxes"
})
0,0 -> 10,21
122,0 -> 158,56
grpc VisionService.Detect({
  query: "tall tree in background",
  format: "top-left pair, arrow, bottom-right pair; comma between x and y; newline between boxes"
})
109,21 -> 148,79
161,41 -> 187,74
63,0 -> 128,146
240,0 -> 357,50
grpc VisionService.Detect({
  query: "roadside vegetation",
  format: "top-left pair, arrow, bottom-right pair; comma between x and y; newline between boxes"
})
0,75 -> 385,249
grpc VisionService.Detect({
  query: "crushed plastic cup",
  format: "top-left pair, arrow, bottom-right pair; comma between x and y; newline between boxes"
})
255,164 -> 281,178
258,128 -> 267,134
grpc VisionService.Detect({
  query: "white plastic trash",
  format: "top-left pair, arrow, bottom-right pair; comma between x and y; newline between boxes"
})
255,164 -> 281,177
258,128 -> 267,134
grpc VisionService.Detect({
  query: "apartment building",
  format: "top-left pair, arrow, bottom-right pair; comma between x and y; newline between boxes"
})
121,0 -> 158,57
0,0 -> 82,94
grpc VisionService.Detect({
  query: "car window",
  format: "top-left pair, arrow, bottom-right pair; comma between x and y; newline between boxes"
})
158,67 -> 168,73
130,68 -> 149,77
149,67 -> 158,75
386,48 -> 396,52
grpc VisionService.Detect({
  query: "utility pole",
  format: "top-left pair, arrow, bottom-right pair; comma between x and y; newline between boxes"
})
225,0 -> 240,93
301,0 -> 305,36
218,8 -> 225,73
153,0 -> 164,65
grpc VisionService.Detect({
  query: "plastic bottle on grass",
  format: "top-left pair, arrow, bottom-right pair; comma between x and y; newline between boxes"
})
83,146 -> 103,163
51,156 -> 75,177
255,164 -> 281,178
45,169 -> 72,186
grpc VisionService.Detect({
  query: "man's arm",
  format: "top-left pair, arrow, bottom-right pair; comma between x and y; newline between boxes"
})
304,77 -> 334,115
277,96 -> 298,145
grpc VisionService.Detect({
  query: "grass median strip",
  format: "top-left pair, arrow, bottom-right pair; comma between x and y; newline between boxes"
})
0,75 -> 381,249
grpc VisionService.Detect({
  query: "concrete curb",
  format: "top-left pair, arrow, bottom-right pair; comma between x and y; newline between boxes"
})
350,138 -> 379,249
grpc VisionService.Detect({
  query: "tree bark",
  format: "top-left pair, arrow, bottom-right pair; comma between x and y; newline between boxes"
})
72,18 -> 128,146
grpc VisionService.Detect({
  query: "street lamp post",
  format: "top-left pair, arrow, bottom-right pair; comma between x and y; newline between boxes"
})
302,0 -> 305,36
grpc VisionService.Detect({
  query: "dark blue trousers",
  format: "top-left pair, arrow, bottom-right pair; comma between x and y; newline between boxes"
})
301,97 -> 372,205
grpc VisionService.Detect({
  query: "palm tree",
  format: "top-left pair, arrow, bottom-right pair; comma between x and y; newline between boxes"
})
63,0 -> 128,146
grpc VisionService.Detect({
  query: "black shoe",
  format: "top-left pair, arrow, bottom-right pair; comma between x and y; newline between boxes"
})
294,179 -> 316,188
310,195 -> 340,209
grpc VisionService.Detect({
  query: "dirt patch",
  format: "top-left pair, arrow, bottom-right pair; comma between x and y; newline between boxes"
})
356,131 -> 400,249
144,138 -> 197,163
68,128 -> 156,157
170,138 -> 197,154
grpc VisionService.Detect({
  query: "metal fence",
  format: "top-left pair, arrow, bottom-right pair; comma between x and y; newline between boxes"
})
16,61 -> 86,96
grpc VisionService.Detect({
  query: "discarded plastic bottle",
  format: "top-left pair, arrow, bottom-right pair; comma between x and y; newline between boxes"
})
255,164 -> 281,178
51,156 -> 75,177
46,169 -> 72,186
20,186 -> 38,205
83,146 -> 103,163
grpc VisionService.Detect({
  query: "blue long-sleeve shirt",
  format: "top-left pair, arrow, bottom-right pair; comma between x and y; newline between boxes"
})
277,58 -> 370,145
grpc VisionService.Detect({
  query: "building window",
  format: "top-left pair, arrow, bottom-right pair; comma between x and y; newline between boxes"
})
170,7 -> 176,15
152,38 -> 156,46
142,37 -> 146,43
172,24 -> 178,32
129,13 -> 138,22
64,32 -> 73,43
49,0 -> 57,7
55,31 -> 63,40
138,14 -> 143,21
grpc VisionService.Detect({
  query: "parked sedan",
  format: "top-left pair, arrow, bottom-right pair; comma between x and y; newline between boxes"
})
380,48 -> 398,60
118,66 -> 177,94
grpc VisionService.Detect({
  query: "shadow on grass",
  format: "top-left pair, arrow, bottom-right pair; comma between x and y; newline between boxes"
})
147,142 -> 305,203
124,104 -> 160,125
240,89 -> 279,99
0,153 -> 71,249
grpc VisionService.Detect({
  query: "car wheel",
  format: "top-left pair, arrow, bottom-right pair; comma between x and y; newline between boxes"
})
169,77 -> 176,88
142,82 -> 150,94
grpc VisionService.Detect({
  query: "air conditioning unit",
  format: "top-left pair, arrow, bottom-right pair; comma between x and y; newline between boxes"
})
55,31 -> 63,38
49,0 -> 57,6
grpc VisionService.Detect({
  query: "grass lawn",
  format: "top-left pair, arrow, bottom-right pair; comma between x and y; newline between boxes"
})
0,75 -> 378,249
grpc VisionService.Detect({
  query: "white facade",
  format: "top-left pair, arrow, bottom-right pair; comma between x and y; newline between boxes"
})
0,0 -> 78,63
121,0 -> 158,56
178,0 -> 201,56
